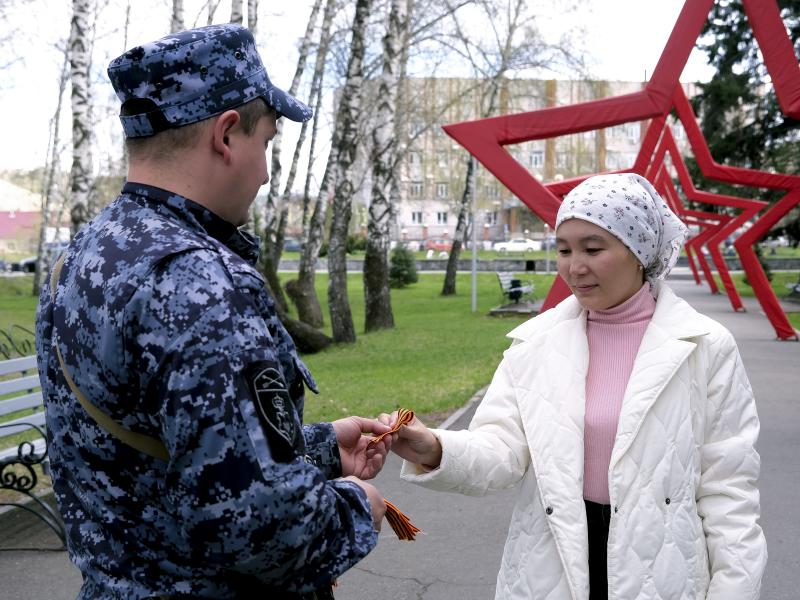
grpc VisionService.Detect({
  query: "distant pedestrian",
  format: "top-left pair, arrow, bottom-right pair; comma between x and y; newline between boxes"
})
37,24 -> 391,600
383,173 -> 767,599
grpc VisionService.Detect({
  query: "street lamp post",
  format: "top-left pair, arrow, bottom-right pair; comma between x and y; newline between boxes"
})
544,223 -> 551,274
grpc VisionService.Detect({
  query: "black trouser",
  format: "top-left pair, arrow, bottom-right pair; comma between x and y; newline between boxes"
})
585,499 -> 611,600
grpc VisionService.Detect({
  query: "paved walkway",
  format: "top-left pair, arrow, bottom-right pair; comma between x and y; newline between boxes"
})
2,278 -> 798,599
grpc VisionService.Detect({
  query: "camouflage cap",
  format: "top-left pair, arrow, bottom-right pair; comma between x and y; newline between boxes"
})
107,24 -> 312,138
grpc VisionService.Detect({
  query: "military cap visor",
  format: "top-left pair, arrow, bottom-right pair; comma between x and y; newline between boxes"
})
108,24 -> 312,138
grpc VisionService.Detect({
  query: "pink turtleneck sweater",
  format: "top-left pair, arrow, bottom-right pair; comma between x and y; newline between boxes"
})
583,283 -> 656,504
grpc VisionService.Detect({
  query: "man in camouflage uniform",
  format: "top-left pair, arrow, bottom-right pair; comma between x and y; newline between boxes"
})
36,24 -> 392,600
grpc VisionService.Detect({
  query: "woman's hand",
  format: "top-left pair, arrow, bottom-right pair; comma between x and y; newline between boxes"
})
332,417 -> 392,480
378,411 -> 442,469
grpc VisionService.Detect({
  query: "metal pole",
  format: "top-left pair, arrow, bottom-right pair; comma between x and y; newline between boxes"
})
544,222 -> 551,274
470,158 -> 478,313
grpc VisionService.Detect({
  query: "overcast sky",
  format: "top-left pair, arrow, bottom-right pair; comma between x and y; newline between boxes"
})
0,0 -> 715,180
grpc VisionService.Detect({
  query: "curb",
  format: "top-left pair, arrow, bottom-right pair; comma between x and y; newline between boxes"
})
437,385 -> 487,430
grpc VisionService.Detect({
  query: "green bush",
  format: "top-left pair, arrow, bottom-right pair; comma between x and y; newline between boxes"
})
347,234 -> 367,253
389,246 -> 418,288
318,235 -> 366,257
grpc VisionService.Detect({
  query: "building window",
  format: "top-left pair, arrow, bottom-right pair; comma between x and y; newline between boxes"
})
409,181 -> 423,197
408,151 -> 421,166
411,211 -> 423,224
485,183 -> 499,198
436,211 -> 448,225
437,151 -> 448,168
530,151 -> 544,168
486,211 -> 498,225
436,182 -> 449,198
626,123 -> 640,142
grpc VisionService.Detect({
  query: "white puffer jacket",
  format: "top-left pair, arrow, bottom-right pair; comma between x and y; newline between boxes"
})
402,284 -> 766,599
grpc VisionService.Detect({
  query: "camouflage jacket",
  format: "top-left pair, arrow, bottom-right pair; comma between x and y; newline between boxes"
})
35,182 -> 377,599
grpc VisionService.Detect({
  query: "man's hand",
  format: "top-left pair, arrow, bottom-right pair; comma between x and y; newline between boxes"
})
342,476 -> 386,531
332,416 -> 393,480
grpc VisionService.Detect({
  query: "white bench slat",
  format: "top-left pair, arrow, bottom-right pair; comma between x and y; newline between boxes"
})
497,272 -> 534,296
0,392 -> 44,417
0,411 -> 47,437
0,355 -> 38,377
0,373 -> 40,396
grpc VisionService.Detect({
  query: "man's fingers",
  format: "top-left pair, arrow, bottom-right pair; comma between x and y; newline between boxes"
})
352,416 -> 392,436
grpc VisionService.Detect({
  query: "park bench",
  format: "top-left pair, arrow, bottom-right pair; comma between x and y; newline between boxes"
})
496,272 -> 535,304
0,354 -> 65,546
786,274 -> 800,303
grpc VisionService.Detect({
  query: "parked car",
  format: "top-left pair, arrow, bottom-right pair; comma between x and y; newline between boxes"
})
424,238 -> 452,252
283,237 -> 302,252
493,237 -> 541,253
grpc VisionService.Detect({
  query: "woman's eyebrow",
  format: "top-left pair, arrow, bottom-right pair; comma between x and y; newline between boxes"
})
555,234 -> 608,244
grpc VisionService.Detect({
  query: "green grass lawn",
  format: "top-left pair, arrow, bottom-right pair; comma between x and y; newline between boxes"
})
0,272 -> 550,425
710,270 -> 800,330
2,267 -> 796,426
0,276 -> 38,358
286,272 -> 555,422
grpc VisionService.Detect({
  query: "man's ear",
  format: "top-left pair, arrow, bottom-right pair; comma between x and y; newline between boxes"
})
212,110 -> 241,164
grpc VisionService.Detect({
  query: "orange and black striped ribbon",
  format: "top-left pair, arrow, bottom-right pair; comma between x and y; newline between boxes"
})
368,408 -> 422,541
368,407 -> 414,447
384,499 -> 422,541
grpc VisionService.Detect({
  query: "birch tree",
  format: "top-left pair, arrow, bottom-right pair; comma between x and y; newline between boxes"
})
327,0 -> 373,343
230,0 -> 243,24
261,0 -> 324,314
247,0 -> 257,32
284,0 -> 338,327
33,47 -> 70,296
362,0 -> 409,332
68,0 -> 94,235
170,0 -> 184,32
441,0 -> 572,295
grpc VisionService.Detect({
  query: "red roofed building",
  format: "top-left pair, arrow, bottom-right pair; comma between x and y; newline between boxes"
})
0,179 -> 44,256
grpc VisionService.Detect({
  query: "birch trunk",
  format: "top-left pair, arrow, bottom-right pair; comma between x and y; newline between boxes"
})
288,156 -> 337,328
170,0 -> 184,32
230,0 -> 243,24
442,0 -> 523,296
206,1 -> 222,25
284,0 -> 337,327
327,0 -> 373,343
247,0 -> 257,33
69,0 -> 93,236
363,0 -> 408,332
260,0 -> 323,314
441,156 -> 475,294
33,48 -> 70,296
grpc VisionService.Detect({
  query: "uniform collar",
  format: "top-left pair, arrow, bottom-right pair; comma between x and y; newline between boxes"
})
121,181 -> 261,265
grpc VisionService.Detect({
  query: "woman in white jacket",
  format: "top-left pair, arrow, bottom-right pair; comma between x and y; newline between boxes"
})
384,173 -> 767,600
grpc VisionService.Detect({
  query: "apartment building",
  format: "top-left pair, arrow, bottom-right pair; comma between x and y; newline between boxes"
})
392,77 -> 697,245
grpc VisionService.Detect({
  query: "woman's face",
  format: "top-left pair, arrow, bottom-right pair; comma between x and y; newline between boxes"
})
555,218 -> 644,311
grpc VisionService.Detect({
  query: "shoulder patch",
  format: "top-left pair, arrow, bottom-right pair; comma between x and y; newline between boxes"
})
248,361 -> 303,462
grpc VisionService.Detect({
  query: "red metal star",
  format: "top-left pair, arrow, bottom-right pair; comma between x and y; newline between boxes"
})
443,0 -> 799,340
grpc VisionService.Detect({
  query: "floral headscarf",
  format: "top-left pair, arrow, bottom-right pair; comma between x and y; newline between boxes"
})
555,173 -> 689,285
